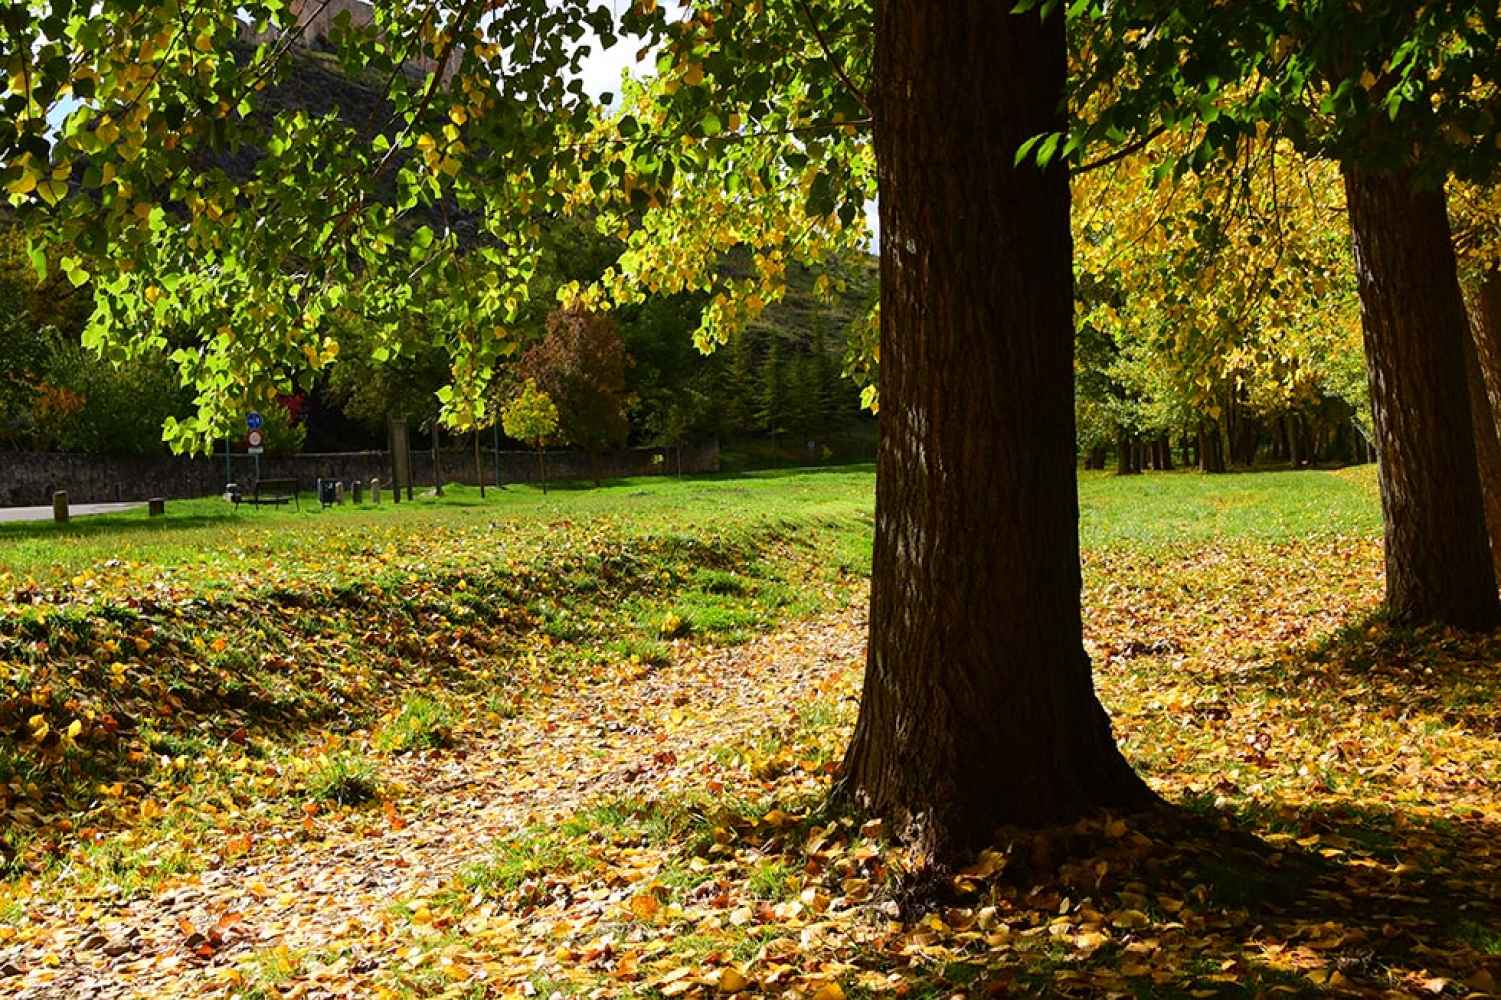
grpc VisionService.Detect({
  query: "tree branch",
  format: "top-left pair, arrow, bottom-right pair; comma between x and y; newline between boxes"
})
1073,124 -> 1167,176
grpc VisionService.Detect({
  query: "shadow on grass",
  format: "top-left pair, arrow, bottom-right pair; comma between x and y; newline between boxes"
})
0,512 -> 241,544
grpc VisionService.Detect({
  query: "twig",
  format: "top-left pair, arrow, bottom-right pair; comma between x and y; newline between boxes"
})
791,0 -> 871,115
1074,124 -> 1167,175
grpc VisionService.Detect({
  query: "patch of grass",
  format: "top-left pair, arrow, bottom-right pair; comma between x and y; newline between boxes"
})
692,568 -> 748,595
1454,918 -> 1501,956
237,945 -> 305,995
373,695 -> 454,753
459,827 -> 602,898
612,636 -> 673,666
745,858 -> 796,900
305,750 -> 379,806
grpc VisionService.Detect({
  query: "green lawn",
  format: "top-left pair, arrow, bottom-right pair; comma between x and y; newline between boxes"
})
0,463 -> 1381,584
1078,465 -> 1382,544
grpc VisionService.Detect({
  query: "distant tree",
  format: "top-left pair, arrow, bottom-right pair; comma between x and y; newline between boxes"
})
518,307 -> 631,486
724,329 -> 760,436
325,320 -> 453,491
758,335 -> 790,444
502,380 -> 559,494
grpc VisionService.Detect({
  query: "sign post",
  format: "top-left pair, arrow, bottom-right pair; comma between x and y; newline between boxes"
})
247,413 -> 264,483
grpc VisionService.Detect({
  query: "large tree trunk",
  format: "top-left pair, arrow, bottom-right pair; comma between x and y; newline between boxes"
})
836,0 -> 1151,864
1466,271 -> 1501,581
1474,271 -> 1501,416
1341,164 -> 1498,628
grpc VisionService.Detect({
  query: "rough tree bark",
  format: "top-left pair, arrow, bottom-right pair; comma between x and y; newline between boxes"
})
1466,271 -> 1501,580
1341,164 -> 1498,628
835,0 -> 1152,864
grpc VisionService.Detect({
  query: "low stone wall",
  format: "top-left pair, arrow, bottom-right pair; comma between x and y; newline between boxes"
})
0,441 -> 720,506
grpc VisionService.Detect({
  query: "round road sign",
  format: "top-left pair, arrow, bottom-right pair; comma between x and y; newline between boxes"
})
247,429 -> 265,448
247,411 -> 264,431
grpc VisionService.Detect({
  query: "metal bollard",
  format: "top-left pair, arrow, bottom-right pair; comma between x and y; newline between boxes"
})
371,477 -> 382,505
352,480 -> 364,505
52,491 -> 68,524
148,498 -> 166,517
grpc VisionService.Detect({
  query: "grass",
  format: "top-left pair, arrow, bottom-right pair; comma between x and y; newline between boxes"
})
305,749 -> 380,805
373,695 -> 454,753
0,464 -> 1403,936
14,459 -> 1498,998
1076,465 -> 1382,544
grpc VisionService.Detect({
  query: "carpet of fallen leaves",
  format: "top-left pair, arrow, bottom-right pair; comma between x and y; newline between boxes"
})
4,477 -> 1501,998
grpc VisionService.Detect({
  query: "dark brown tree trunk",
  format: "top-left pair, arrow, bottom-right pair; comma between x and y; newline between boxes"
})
1158,435 -> 1173,471
430,422 -> 444,496
1287,414 -> 1302,467
836,0 -> 1151,863
1465,271 -> 1501,581
1341,163 -> 1498,628
474,430 -> 485,498
1473,270 -> 1501,418
1116,429 -> 1137,475
1198,419 -> 1225,473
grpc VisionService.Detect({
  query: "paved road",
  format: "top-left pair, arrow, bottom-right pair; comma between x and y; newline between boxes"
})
0,502 -> 142,524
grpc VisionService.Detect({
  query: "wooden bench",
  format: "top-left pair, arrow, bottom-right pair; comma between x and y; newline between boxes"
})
238,478 -> 300,509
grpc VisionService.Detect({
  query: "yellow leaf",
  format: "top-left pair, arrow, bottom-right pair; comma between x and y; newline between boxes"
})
718,968 -> 750,993
629,892 -> 660,921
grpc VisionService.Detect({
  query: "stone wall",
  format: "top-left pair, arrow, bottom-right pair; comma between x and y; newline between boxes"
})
0,442 -> 720,507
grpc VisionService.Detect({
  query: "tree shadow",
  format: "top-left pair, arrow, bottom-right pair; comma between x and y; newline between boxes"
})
1232,607 -> 1501,738
886,798 -> 1501,996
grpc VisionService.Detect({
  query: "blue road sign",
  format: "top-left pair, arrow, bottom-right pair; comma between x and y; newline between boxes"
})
247,411 -> 263,431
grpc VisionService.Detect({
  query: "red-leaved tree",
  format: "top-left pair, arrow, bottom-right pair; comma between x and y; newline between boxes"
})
517,307 -> 632,486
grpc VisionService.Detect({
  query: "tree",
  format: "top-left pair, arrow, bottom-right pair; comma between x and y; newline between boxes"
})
1072,0 -> 1501,627
518,307 -> 631,486
832,0 -> 1152,863
501,380 -> 559,495
6,0 -> 1154,866
1449,184 -> 1501,582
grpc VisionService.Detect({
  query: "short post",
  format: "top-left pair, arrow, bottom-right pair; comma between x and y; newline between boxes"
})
148,498 -> 166,517
335,481 -> 345,505
352,480 -> 363,505
371,477 -> 382,505
52,491 -> 68,524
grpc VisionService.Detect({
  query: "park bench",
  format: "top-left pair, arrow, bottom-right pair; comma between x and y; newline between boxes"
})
237,477 -> 300,509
